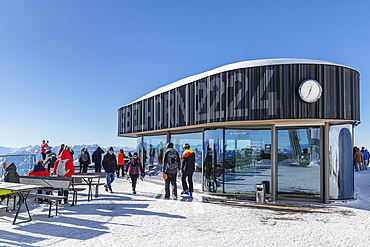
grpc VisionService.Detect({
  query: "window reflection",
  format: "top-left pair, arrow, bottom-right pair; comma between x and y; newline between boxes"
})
277,127 -> 321,198
224,129 -> 271,195
142,135 -> 166,177
171,132 -> 203,191
204,129 -> 224,193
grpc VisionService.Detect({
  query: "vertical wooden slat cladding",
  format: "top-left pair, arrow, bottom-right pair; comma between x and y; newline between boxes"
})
118,63 -> 360,135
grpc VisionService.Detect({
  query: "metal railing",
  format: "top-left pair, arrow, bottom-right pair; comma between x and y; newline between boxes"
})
0,154 -> 39,181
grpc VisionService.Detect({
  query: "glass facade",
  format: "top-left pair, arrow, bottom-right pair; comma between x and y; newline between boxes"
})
132,123 -> 356,202
142,135 -> 166,177
171,132 -> 203,191
277,127 -> 321,198
204,129 -> 224,193
224,129 -> 271,195
329,124 -> 353,200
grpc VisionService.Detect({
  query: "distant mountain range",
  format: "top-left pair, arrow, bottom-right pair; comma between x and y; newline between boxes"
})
0,144 -> 136,155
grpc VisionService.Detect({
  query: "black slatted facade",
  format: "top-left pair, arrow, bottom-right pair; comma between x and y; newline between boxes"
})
118,63 -> 360,136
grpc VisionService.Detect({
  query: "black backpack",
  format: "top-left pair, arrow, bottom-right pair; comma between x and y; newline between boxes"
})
166,149 -> 178,173
82,153 -> 89,162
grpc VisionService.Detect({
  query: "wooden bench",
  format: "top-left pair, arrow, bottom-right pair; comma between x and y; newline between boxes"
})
19,176 -> 72,218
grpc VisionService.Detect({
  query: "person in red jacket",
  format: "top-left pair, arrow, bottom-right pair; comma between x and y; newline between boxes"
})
29,159 -> 50,202
41,140 -> 49,160
54,150 -> 75,204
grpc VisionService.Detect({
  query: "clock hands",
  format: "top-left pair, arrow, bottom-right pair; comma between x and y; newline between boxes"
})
307,85 -> 313,98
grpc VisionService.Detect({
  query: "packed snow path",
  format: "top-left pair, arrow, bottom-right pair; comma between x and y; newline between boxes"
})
1,171 -> 370,247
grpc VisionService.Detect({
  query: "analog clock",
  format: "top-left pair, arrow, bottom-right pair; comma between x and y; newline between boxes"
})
298,79 -> 322,103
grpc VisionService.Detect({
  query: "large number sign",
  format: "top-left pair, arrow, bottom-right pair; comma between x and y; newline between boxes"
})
119,63 -> 359,135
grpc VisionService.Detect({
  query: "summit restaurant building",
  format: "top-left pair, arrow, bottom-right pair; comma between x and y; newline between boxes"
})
118,59 -> 360,203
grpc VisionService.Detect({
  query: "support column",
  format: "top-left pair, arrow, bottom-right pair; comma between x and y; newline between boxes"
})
201,128 -> 205,191
166,132 -> 171,144
271,124 -> 278,202
324,122 -> 330,203
140,136 -> 144,161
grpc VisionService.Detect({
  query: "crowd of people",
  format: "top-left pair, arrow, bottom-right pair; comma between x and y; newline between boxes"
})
353,146 -> 370,171
1,140 -> 196,203
4,140 -> 370,205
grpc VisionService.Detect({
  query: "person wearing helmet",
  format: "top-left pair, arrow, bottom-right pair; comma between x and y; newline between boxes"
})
163,142 -> 180,200
181,143 -> 195,197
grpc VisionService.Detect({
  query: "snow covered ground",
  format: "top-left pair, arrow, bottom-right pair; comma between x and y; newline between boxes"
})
1,170 -> 370,247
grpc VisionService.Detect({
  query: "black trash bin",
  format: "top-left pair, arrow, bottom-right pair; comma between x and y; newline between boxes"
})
262,181 -> 270,195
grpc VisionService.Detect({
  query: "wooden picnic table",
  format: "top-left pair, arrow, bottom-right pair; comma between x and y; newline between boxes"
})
0,182 -> 44,225
72,174 -> 102,202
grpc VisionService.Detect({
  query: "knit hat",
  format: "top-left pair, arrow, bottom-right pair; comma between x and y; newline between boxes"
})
109,147 -> 114,152
3,159 -> 11,168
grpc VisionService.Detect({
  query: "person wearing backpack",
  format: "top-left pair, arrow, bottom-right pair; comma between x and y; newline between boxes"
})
79,148 -> 91,173
54,149 -> 75,204
163,142 -> 180,200
44,151 -> 57,175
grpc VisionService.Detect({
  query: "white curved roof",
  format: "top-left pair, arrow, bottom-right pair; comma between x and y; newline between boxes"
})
130,58 -> 353,105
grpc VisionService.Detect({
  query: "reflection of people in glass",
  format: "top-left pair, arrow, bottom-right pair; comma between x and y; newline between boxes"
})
205,145 -> 212,191
205,145 -> 217,192
142,147 -> 147,171
149,144 -> 155,168
213,145 -> 218,190
158,149 -> 164,165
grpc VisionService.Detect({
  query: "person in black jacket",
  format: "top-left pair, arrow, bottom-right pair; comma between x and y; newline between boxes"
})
163,142 -> 180,200
92,146 -> 105,173
2,159 -> 20,183
180,143 -> 195,197
58,144 -> 65,157
102,147 -> 117,193
126,152 -> 143,194
79,148 -> 91,173
66,146 -> 74,160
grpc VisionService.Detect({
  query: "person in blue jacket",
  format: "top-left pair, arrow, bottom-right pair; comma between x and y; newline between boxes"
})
361,147 -> 369,170
126,152 -> 143,194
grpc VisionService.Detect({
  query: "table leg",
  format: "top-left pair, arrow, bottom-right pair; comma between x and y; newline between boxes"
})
85,178 -> 92,202
89,179 -> 93,201
12,191 -> 32,225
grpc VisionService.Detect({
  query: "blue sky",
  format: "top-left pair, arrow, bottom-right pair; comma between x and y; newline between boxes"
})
0,1 -> 369,148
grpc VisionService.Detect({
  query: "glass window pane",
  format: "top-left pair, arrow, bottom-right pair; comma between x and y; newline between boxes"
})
224,129 -> 271,195
277,127 -> 321,198
171,132 -> 203,191
142,135 -> 166,178
204,129 -> 224,193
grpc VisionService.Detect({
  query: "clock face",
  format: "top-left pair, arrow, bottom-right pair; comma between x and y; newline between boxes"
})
298,79 -> 322,103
